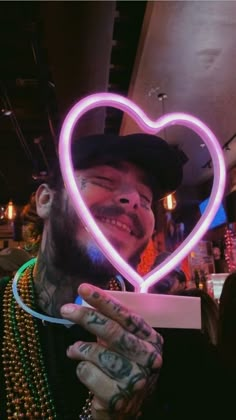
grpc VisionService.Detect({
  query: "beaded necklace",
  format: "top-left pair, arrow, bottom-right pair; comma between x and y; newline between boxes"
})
1,261 -> 122,419
2,263 -> 57,418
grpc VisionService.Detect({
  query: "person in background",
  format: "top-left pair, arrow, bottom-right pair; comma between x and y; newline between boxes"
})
152,231 -> 166,254
0,247 -> 31,280
21,192 -> 43,256
149,251 -> 187,294
150,283 -> 227,420
212,241 -> 228,273
174,287 -> 219,346
218,271 -> 236,377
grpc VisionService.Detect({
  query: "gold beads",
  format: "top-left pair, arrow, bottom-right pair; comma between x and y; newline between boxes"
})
1,267 -> 56,418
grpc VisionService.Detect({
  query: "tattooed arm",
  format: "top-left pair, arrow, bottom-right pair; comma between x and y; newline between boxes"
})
61,284 -> 163,420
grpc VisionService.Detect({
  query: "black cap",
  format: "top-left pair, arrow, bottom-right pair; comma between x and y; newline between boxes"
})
71,133 -> 184,200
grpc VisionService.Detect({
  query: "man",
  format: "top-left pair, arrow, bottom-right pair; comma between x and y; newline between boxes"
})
167,268 -> 186,293
0,133 -> 228,419
0,132 -> 183,419
151,268 -> 186,295
21,192 -> 43,256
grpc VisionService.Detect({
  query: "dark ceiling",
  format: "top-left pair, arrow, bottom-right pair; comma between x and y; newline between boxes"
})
0,1 -> 146,205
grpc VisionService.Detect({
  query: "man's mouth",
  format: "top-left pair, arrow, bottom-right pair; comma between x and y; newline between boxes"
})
98,216 -> 136,236
90,205 -> 145,239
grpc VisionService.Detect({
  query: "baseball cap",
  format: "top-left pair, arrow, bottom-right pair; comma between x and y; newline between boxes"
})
70,133 -> 186,199
0,247 -> 31,272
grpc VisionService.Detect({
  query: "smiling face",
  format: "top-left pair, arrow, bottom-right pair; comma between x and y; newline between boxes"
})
40,160 -> 155,281
74,161 -> 155,261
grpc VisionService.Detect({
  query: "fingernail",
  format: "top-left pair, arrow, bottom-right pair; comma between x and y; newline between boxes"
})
61,304 -> 77,314
79,284 -> 92,297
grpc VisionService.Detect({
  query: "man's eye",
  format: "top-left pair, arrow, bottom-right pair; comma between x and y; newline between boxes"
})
140,193 -> 151,203
94,176 -> 113,183
140,194 -> 152,207
92,176 -> 114,188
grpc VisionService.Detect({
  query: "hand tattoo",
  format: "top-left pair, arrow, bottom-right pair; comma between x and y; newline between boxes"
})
116,333 -> 148,359
98,349 -> 132,380
87,311 -> 108,326
125,314 -> 152,338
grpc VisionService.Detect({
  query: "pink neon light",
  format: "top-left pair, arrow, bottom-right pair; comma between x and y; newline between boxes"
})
58,92 -> 226,293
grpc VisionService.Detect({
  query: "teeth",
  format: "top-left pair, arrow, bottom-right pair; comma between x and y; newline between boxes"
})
101,217 -> 132,233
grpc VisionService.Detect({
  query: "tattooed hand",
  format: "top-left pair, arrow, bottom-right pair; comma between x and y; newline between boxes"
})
61,283 -> 163,420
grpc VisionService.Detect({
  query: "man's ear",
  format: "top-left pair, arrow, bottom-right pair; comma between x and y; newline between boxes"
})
35,184 -> 54,219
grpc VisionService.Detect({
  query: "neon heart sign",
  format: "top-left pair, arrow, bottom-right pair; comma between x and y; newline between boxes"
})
58,92 -> 226,293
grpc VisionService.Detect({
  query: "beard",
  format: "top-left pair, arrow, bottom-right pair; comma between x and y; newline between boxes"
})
48,191 -> 147,288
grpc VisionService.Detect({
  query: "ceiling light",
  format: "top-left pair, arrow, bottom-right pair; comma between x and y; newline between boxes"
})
163,193 -> 177,211
5,200 -> 16,220
1,108 -> 12,116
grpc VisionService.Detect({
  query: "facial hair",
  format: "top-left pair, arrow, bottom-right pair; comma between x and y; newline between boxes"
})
48,191 -> 148,288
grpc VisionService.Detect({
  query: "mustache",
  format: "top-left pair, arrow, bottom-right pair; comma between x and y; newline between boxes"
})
89,204 -> 145,239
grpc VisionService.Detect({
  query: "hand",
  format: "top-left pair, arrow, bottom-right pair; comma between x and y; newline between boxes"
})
61,284 -> 163,420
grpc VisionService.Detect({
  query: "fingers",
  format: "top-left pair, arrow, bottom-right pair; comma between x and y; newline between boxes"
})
76,361 -> 146,414
67,341 -> 143,383
90,398 -> 111,420
68,283 -> 163,348
60,284 -> 163,419
61,305 -> 161,368
77,361 -> 128,412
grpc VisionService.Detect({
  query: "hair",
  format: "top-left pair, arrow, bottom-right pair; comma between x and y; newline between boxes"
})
218,271 -> 236,371
149,252 -> 187,294
21,192 -> 43,254
175,269 -> 187,285
149,270 -> 186,294
175,287 -> 219,346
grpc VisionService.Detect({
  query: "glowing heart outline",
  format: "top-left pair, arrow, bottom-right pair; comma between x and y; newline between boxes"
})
58,92 -> 226,293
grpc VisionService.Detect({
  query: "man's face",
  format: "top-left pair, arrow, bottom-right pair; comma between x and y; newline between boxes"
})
74,161 -> 155,262
49,161 -> 155,278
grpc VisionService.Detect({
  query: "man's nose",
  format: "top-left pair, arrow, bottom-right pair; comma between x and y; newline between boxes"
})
116,189 -> 140,210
